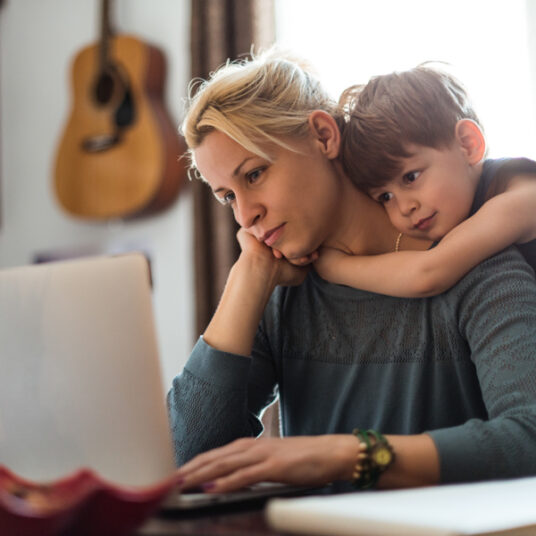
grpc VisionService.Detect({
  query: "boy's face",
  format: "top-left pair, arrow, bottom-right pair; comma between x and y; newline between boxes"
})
368,143 -> 481,241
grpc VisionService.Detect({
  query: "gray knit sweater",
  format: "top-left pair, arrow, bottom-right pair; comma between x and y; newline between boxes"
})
168,247 -> 536,484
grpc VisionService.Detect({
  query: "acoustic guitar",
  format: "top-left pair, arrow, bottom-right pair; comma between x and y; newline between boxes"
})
54,0 -> 187,220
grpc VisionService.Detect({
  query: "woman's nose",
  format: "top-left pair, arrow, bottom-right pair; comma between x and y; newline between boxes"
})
234,196 -> 263,228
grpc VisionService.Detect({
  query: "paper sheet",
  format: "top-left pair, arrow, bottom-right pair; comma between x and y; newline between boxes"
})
266,477 -> 536,536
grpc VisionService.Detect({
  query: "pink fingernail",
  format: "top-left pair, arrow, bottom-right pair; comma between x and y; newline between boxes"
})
202,482 -> 216,491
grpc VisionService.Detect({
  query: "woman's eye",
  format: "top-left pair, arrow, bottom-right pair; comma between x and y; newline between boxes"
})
403,171 -> 420,184
377,192 -> 393,204
246,168 -> 264,183
223,191 -> 235,205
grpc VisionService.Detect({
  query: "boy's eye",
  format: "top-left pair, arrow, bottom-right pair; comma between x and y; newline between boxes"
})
377,192 -> 394,204
403,171 -> 420,184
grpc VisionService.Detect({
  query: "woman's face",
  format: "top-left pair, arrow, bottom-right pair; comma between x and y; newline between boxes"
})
194,130 -> 343,261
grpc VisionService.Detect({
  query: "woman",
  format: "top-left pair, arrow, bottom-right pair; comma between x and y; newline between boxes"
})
168,50 -> 536,492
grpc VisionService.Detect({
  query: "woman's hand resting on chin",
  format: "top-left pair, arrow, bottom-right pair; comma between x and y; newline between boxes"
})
237,228 -> 315,288
202,228 -> 315,359
176,435 -> 358,493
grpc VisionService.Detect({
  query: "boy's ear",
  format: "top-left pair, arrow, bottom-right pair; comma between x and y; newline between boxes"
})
455,119 -> 486,165
308,110 -> 340,159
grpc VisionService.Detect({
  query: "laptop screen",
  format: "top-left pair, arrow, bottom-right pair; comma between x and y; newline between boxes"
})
0,254 -> 176,487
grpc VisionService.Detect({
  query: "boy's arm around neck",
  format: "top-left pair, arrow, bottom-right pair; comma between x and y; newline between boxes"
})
314,180 -> 535,298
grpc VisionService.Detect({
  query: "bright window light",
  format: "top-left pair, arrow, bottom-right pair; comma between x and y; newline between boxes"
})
275,0 -> 536,159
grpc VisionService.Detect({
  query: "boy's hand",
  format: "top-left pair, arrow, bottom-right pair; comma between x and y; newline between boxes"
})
314,246 -> 349,284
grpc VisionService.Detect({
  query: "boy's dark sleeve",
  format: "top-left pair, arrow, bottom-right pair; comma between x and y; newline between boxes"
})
428,247 -> 536,482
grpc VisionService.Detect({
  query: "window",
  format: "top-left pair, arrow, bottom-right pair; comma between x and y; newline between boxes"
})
275,0 -> 536,159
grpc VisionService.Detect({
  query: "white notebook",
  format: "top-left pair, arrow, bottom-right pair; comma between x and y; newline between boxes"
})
266,477 -> 536,536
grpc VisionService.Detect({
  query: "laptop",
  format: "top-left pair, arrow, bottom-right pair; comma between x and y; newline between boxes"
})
0,253 -> 176,487
0,254 -> 311,509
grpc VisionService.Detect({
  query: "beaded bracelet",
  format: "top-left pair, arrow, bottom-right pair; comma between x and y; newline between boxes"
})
351,429 -> 395,489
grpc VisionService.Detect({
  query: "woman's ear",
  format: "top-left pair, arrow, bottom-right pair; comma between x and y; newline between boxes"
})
308,110 -> 340,159
455,119 -> 486,165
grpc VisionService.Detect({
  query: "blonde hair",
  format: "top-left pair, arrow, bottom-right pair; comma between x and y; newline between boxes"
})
181,48 -> 341,178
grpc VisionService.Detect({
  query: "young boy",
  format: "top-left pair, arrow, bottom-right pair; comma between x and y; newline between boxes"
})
314,65 -> 536,297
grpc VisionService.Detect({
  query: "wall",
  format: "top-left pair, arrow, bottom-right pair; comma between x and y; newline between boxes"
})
276,0 -> 536,161
528,0 -> 536,137
0,0 -> 193,389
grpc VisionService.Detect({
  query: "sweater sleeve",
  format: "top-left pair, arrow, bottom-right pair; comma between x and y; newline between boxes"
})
428,247 -> 536,483
167,334 -> 278,466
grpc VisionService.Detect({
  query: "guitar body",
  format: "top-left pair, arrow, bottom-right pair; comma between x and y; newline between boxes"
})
55,35 -> 187,220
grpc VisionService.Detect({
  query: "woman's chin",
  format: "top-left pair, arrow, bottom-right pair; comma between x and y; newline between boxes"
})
283,248 -> 316,263
278,238 -> 320,263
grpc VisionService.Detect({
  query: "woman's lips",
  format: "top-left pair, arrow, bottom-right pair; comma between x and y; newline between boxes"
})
263,224 -> 286,247
414,213 -> 437,231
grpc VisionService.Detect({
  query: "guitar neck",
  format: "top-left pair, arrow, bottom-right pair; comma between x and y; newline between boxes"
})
98,0 -> 114,71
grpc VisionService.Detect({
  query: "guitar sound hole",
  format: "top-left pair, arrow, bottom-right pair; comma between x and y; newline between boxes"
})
95,72 -> 115,104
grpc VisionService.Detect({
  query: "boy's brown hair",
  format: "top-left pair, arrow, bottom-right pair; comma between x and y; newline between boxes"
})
338,65 -> 483,191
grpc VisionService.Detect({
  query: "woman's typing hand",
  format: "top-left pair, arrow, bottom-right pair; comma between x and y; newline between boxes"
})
175,433 -> 441,492
175,436 -> 358,493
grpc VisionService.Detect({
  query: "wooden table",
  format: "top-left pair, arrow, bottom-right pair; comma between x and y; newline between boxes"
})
135,483 -> 347,535
136,502 -> 286,535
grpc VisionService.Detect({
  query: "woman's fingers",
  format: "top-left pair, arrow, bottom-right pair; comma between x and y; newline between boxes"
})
178,438 -> 254,471
202,461 -> 275,493
236,228 -> 319,267
182,451 -> 265,491
287,251 -> 319,266
177,438 -> 262,488
236,228 -> 267,254
233,228 -> 314,286
177,436 -> 357,493
177,438 -> 272,491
